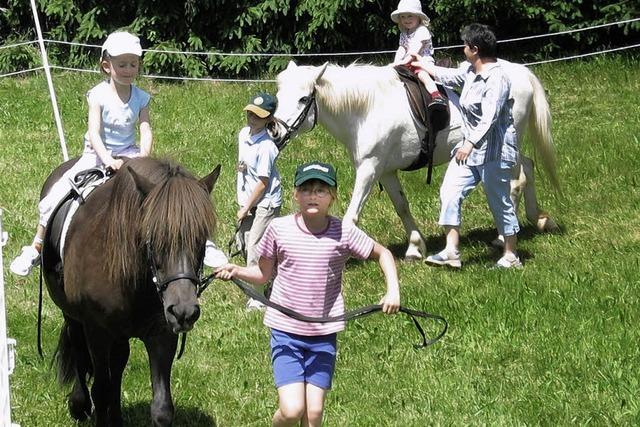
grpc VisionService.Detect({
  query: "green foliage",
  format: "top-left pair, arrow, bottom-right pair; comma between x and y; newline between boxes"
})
0,37 -> 40,73
0,1 -> 638,76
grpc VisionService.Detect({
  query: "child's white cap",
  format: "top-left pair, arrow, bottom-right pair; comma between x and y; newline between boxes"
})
101,32 -> 142,57
391,0 -> 429,23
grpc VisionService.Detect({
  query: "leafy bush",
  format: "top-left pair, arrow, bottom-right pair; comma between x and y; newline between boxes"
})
1,0 -> 638,76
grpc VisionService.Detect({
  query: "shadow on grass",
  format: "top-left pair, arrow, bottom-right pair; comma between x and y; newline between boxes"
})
87,402 -> 218,426
384,223 -> 565,266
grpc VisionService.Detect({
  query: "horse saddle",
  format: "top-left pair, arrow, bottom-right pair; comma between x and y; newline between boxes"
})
394,65 -> 450,179
45,168 -> 111,271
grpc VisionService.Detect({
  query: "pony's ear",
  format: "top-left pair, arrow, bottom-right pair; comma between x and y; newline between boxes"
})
199,164 -> 221,194
127,166 -> 155,197
286,60 -> 297,70
315,62 -> 329,83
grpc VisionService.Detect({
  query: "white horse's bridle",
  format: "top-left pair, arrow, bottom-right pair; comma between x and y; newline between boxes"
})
274,88 -> 317,151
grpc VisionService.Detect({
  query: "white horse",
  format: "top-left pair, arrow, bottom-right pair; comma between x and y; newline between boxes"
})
275,61 -> 560,260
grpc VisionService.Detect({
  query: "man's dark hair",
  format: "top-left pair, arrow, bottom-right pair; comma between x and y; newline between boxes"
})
461,24 -> 497,58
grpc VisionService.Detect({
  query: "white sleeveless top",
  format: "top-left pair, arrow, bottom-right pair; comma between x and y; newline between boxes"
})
83,80 -> 151,154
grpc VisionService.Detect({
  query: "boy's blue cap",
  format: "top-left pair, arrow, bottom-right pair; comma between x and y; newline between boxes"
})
294,161 -> 337,187
244,92 -> 277,118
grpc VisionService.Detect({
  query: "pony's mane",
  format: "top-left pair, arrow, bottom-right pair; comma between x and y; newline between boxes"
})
317,64 -> 399,115
104,159 -> 216,290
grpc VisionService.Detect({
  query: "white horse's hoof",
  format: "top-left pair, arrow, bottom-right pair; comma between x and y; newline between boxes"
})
405,230 -> 425,261
404,247 -> 423,261
537,214 -> 560,232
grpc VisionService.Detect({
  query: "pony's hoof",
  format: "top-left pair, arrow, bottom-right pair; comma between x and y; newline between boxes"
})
68,398 -> 92,421
537,215 -> 560,233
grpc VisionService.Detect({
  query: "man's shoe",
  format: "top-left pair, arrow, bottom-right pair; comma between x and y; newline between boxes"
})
496,254 -> 523,269
10,246 -> 40,276
425,250 -> 461,268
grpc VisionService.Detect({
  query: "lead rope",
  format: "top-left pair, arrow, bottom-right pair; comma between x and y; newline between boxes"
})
199,274 -> 447,348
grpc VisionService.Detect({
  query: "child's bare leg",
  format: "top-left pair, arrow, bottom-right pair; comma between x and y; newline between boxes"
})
301,383 -> 327,427
33,224 -> 46,251
416,70 -> 443,99
273,383 -> 306,427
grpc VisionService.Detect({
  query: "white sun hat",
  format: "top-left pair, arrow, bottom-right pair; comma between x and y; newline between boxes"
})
390,0 -> 429,23
101,32 -> 142,57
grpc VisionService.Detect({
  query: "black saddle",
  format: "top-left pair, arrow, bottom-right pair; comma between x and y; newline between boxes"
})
43,168 -> 111,274
394,65 -> 450,181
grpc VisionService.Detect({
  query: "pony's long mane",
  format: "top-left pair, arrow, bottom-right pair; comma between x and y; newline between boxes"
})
104,159 -> 216,290
316,64 -> 400,116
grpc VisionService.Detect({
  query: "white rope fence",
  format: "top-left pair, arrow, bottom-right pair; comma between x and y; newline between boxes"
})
23,15 -> 640,57
0,209 -> 19,427
0,16 -> 638,76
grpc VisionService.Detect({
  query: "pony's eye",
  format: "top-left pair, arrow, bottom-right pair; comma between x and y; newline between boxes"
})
299,96 -> 309,104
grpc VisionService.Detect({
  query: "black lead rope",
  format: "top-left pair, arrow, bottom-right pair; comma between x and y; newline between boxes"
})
37,264 -> 44,358
200,274 -> 448,348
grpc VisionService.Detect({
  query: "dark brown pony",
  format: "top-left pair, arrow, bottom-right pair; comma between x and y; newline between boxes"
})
41,157 -> 220,426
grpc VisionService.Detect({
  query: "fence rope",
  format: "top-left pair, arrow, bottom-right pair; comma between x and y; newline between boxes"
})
0,17 -> 638,81
524,43 -> 640,65
0,40 -> 38,51
0,66 -> 44,78
32,16 -> 640,57
38,43 -> 640,82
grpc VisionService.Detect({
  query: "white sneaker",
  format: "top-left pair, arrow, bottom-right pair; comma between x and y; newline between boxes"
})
10,246 -> 41,276
496,254 -> 523,269
203,240 -> 228,268
245,298 -> 266,312
425,249 -> 461,268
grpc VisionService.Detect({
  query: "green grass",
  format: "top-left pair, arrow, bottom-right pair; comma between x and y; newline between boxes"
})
1,55 -> 640,426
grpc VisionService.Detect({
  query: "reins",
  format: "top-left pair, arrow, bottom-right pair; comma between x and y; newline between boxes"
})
198,273 -> 448,349
145,241 -> 208,359
274,89 -> 317,152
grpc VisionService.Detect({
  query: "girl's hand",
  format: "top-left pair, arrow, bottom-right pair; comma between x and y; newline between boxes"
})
379,292 -> 400,315
214,263 -> 238,281
106,158 -> 124,171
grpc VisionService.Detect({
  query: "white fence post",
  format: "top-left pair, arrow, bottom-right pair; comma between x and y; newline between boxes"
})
29,0 -> 69,161
0,209 -> 19,427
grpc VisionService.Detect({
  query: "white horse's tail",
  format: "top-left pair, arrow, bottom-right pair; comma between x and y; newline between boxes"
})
528,72 -> 561,192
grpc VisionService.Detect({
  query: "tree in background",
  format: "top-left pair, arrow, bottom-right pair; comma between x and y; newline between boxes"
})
1,0 -> 638,76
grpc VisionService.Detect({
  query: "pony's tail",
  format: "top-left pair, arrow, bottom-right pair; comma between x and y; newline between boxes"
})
54,320 -> 92,386
528,71 -> 561,194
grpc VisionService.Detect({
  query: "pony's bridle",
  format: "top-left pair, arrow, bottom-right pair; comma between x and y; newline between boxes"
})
275,89 -> 317,151
146,241 -> 209,300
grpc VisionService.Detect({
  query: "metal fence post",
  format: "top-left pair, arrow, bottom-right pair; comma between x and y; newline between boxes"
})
0,209 -> 19,426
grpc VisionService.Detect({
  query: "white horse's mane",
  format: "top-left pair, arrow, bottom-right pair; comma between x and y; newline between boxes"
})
284,63 -> 400,116
320,64 -> 400,115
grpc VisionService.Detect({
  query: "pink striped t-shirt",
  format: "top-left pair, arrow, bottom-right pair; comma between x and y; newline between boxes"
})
257,213 -> 375,336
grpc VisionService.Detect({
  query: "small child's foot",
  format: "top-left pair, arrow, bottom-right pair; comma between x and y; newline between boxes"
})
245,298 -> 266,312
10,245 -> 41,276
203,240 -> 228,268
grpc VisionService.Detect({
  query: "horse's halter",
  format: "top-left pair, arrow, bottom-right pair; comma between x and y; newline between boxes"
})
275,88 -> 317,151
146,241 -> 209,301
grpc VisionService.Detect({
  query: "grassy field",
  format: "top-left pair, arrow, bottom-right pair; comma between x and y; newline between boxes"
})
1,55 -> 639,426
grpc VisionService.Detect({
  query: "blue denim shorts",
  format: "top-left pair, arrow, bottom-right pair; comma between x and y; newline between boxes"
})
270,328 -> 337,390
